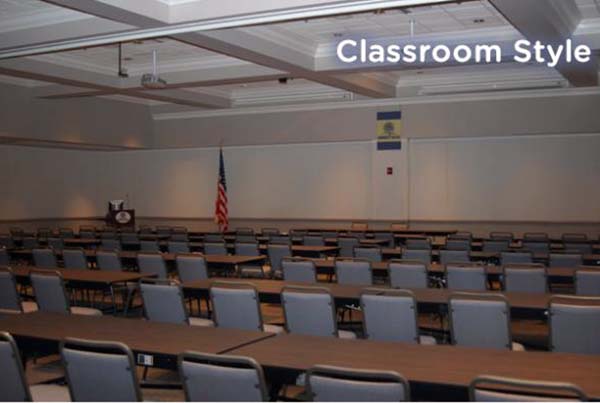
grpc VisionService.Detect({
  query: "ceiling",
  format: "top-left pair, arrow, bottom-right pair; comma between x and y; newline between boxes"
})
0,0 -> 599,116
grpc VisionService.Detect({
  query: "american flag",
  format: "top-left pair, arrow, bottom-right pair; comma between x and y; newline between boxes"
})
214,148 -> 228,232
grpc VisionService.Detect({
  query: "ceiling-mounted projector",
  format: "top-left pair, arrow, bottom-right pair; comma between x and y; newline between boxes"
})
141,49 -> 167,89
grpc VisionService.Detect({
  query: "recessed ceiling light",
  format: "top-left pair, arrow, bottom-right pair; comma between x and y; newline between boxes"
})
473,18 -> 485,23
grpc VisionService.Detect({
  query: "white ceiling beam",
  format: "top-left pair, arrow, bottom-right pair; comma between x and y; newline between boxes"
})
489,0 -> 598,87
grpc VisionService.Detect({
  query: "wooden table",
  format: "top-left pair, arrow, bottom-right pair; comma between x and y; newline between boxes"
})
0,312 -> 275,370
228,333 -> 600,400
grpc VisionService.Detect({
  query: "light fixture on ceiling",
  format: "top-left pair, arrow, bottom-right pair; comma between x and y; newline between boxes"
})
473,18 -> 485,24
141,49 -> 167,89
418,79 -> 566,96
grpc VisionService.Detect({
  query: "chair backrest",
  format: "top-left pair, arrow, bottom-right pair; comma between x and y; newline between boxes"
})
262,228 -> 280,236
389,260 -> 428,289
500,251 -> 533,265
503,264 -> 547,294
139,225 -> 153,234
439,249 -> 470,266
176,254 -> 208,283
79,231 -> 95,239
269,235 -> 290,245
210,282 -> 263,331
303,235 -> 325,246
446,263 -> 487,291
204,233 -> 224,243
236,227 -> 254,235
59,227 -> 74,238
62,248 -> 88,270
156,226 -> 171,235
322,231 -> 338,239
450,231 -> 472,240
549,253 -> 583,268
337,237 -> 359,258
100,231 -> 117,240
204,242 -> 228,255
361,289 -> 419,343
140,240 -> 160,252
282,257 -> 317,283
489,231 -> 514,241
469,375 -> 587,402
446,239 -> 471,251
96,250 -> 122,272
482,239 -> 510,253
449,293 -> 512,350
306,365 -> 409,402
37,227 -> 52,238
140,279 -> 189,324
373,232 -> 395,248
575,268 -> 600,296
268,244 -> 291,275
282,286 -> 338,337
549,295 -> 600,355
172,226 -> 187,234
170,233 -> 189,242
32,248 -> 57,268
564,242 -> 593,254
120,232 -> 139,243
137,253 -> 168,279
235,234 -> 256,243
100,238 -> 121,251
523,232 -> 549,242
353,247 -> 382,263
48,237 -> 65,251
522,241 -> 550,254
0,332 -> 32,401
179,352 -> 268,402
562,233 -> 587,243
335,259 -> 372,286
168,241 -> 190,254
0,247 -> 9,266
22,237 -> 39,249
61,338 -> 141,402
405,238 -> 431,250
0,267 -> 22,312
30,270 -> 70,314
0,235 -> 15,249
235,242 -> 259,256
401,249 -> 431,267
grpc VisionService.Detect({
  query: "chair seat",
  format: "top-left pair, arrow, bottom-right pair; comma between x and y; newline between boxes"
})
71,307 -> 103,316
22,301 -> 38,313
189,317 -> 215,327
30,384 -> 71,402
338,330 -> 357,339
511,342 -> 526,352
263,324 -> 285,334
419,335 -> 437,345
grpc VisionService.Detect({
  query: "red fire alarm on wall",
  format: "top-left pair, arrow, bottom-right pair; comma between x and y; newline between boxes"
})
386,167 -> 393,175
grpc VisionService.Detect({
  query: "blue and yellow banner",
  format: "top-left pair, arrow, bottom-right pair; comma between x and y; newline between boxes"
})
376,111 -> 402,150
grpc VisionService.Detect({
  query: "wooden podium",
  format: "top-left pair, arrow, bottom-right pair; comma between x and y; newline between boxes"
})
106,209 -> 135,228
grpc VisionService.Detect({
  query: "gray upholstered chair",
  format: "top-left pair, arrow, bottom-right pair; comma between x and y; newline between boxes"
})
236,227 -> 254,236
139,226 -> 153,234
96,250 -> 123,272
500,251 -> 533,265
353,247 -> 382,263
209,282 -> 282,333
575,268 -> 600,296
168,241 -> 190,254
100,231 -> 118,240
140,240 -> 160,252
282,257 -> 317,283
37,227 -> 52,238
137,252 -> 168,279
402,249 -> 432,267
156,226 -> 171,236
0,235 -> 15,249
522,241 -> 550,254
549,295 -> 600,354
306,365 -> 409,402
32,248 -> 58,268
469,375 -> 587,401
179,352 -> 268,402
235,234 -> 256,243
268,244 -> 291,278
140,279 -> 212,327
30,270 -> 102,316
503,264 -> 547,294
262,228 -> 280,236
269,235 -> 290,245
439,249 -> 470,266
176,254 -> 208,282
450,231 -> 472,240
120,232 -> 139,244
170,233 -> 189,242
204,242 -> 228,255
0,332 -> 70,401
235,242 -> 268,278
405,238 -> 431,250
281,286 -> 356,339
304,235 -> 325,246
446,263 -> 487,291
389,260 -> 428,289
47,237 -> 65,251
338,237 -> 359,258
564,242 -> 593,255
62,249 -> 88,270
0,247 -> 9,266
549,253 -> 583,268
59,227 -> 74,238
22,237 -> 40,249
100,238 -> 121,251
489,231 -> 514,241
482,239 -> 510,253
204,233 -> 224,243
523,232 -> 549,242
335,258 -> 372,286
449,293 -> 522,351
445,239 -> 471,251
361,289 -> 435,345
61,338 -> 141,401
0,267 -> 37,314
373,232 -> 395,248
562,233 -> 588,242
79,231 -> 95,240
